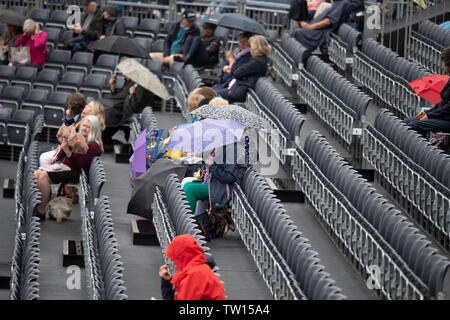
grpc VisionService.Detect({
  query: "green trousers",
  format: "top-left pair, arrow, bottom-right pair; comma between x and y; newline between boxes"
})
183,182 -> 209,213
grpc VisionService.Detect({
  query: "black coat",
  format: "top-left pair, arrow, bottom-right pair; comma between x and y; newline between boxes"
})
103,17 -> 127,37
227,55 -> 268,102
425,79 -> 450,121
79,8 -> 104,41
163,21 -> 201,57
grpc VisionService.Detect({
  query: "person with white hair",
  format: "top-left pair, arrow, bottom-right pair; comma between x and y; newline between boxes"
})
13,19 -> 47,70
34,115 -> 103,221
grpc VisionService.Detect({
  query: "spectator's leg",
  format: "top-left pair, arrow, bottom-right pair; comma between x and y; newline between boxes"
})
35,169 -> 52,214
102,126 -> 121,146
183,182 -> 210,213
149,52 -> 164,61
404,118 -> 450,136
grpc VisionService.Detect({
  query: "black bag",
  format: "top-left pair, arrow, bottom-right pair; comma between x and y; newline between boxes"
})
289,0 -> 308,21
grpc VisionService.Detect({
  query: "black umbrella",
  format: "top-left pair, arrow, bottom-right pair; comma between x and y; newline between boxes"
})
0,9 -> 26,27
88,35 -> 149,58
127,158 -> 188,219
204,13 -> 268,36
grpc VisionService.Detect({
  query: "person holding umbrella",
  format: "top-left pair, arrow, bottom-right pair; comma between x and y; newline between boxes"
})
0,24 -> 22,65
403,47 -> 450,136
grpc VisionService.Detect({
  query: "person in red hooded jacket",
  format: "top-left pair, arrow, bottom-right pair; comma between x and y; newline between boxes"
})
159,234 -> 226,300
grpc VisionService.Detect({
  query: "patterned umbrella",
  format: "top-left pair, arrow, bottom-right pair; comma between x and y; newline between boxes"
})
164,118 -> 246,154
190,104 -> 271,130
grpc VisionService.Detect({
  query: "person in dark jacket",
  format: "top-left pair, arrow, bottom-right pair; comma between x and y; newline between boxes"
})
149,10 -> 201,65
65,1 -> 103,52
101,73 -> 155,148
159,234 -> 226,300
100,5 -> 127,39
212,31 -> 252,92
183,142 -> 248,214
183,22 -> 221,68
403,47 -> 450,135
215,35 -> 269,103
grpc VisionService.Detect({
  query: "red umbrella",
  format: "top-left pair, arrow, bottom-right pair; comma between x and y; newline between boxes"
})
409,74 -> 450,105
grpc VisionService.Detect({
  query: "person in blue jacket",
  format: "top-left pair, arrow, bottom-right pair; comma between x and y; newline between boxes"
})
215,35 -> 270,103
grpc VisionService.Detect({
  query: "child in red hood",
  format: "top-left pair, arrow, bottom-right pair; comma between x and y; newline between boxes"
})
159,234 -> 226,300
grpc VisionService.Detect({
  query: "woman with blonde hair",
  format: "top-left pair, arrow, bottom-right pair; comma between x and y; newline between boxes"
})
82,100 -> 106,131
187,86 -> 218,113
12,19 -> 47,70
34,115 -> 103,220
215,35 -> 269,103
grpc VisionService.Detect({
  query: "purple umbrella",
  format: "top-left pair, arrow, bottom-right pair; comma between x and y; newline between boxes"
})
165,118 -> 246,154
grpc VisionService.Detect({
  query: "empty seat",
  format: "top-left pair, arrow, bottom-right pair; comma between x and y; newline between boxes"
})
133,18 -> 161,39
55,71 -> 85,93
0,65 -> 15,86
7,109 -> 35,146
33,69 -> 60,93
43,91 -> 70,128
10,66 -> 38,92
30,8 -> 51,26
121,16 -> 139,36
43,27 -> 62,50
45,49 -> 72,74
66,51 -> 94,75
151,39 -> 164,52
0,86 -> 24,115
134,37 -> 153,53
91,54 -> 119,77
45,10 -> 70,31
79,74 -> 107,100
21,89 -> 49,116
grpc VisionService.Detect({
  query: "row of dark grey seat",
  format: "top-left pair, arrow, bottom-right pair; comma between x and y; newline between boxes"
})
240,168 -> 346,300
253,78 -> 305,141
418,20 -> 450,48
329,22 -> 361,73
353,38 -> 431,118
10,141 -> 41,300
363,109 -> 450,245
409,20 -> 448,75
305,55 -> 370,122
304,130 -> 450,299
80,157 -> 128,300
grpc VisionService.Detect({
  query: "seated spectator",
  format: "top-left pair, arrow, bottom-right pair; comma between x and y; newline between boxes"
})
11,19 -> 47,71
101,73 -> 155,150
208,97 -> 229,105
0,24 -> 22,65
215,35 -> 269,103
100,5 -> 127,39
289,0 -> 353,60
149,10 -> 201,66
182,143 -> 248,214
82,100 -> 106,131
159,234 -> 226,300
187,86 -> 218,114
188,22 -> 221,68
212,32 -> 252,93
403,47 -> 450,136
34,115 -> 103,220
39,93 -> 87,168
64,1 -> 103,52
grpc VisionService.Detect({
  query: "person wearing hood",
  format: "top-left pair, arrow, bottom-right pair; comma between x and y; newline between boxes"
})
159,234 -> 226,300
100,6 -> 127,39
403,47 -> 450,136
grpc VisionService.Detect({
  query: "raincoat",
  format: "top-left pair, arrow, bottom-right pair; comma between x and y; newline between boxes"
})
165,234 -> 226,300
